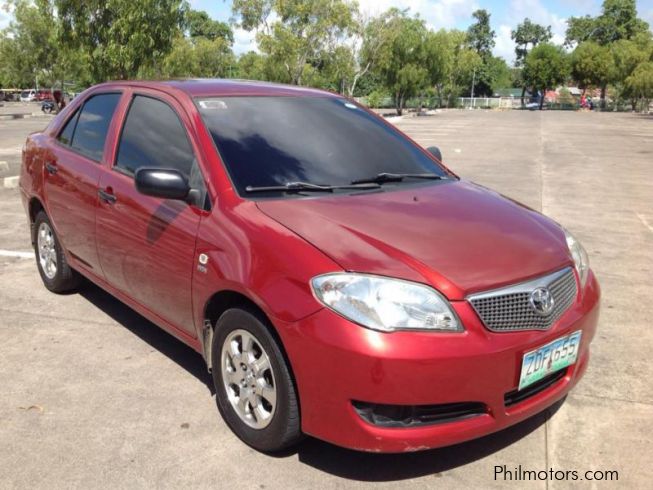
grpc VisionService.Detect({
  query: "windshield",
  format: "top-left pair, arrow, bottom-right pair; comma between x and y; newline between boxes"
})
197,96 -> 449,196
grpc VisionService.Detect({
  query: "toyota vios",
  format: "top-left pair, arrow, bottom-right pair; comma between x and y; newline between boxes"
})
19,80 -> 600,453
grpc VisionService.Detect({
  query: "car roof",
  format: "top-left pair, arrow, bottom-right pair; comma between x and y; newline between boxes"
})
92,79 -> 340,99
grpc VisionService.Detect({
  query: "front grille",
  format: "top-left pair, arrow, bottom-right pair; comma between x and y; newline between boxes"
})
504,368 -> 567,406
352,400 -> 487,428
468,267 -> 577,332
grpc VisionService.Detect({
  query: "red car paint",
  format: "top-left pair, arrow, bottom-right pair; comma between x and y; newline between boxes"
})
19,80 -> 600,452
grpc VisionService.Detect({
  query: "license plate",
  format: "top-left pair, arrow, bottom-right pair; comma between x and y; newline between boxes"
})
518,331 -> 582,390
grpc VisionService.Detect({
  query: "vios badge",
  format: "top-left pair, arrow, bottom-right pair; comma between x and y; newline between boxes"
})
529,287 -> 555,316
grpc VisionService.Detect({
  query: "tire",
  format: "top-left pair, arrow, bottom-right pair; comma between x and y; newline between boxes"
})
212,307 -> 302,452
33,211 -> 81,293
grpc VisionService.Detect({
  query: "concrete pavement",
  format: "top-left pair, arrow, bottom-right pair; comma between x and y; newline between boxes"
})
0,110 -> 651,488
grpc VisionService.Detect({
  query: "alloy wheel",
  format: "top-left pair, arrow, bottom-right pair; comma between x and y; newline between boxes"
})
37,222 -> 57,280
221,329 -> 277,429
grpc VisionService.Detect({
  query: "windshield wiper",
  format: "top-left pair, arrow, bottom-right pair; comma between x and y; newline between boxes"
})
245,181 -> 381,193
351,172 -> 444,185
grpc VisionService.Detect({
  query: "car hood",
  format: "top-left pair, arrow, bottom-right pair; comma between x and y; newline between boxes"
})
256,180 -> 572,300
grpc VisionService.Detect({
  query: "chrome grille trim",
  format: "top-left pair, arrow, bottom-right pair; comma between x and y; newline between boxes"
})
467,267 -> 578,332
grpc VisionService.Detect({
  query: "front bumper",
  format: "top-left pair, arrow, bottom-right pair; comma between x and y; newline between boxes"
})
274,271 -> 600,452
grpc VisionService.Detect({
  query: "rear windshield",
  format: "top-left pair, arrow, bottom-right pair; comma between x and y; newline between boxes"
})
197,96 -> 448,196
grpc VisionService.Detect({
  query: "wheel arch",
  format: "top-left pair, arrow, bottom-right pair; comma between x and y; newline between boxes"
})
28,197 -> 45,243
202,288 -> 302,419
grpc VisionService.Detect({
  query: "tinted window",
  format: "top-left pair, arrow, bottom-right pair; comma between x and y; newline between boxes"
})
116,96 -> 196,180
197,97 -> 448,196
71,93 -> 121,161
57,109 -> 80,146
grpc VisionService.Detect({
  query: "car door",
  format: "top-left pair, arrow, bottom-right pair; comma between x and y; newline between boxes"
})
95,91 -> 207,338
43,92 -> 122,275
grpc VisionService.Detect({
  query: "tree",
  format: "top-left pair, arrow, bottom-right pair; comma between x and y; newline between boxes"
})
624,61 -> 653,110
571,41 -> 614,107
466,9 -> 501,97
372,9 -> 428,115
512,18 -> 552,106
186,9 -> 233,43
431,29 -> 482,106
56,0 -> 186,83
566,0 -> 649,46
237,51 -> 267,80
467,9 -> 495,58
1,1 -> 58,88
611,34 -> 653,109
523,43 -> 569,110
162,35 -> 235,79
232,0 -> 356,86
346,10 -> 397,97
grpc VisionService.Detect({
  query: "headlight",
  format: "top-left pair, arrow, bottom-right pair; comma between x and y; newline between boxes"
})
311,273 -> 461,332
564,229 -> 589,287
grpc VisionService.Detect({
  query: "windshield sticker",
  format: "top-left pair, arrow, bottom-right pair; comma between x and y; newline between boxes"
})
199,100 -> 228,110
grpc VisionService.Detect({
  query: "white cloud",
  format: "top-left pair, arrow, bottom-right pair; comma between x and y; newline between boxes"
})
357,0 -> 479,30
233,27 -> 257,54
506,0 -> 568,41
494,24 -> 515,63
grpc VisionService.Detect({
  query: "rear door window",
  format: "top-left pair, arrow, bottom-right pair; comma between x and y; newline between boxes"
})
70,93 -> 121,162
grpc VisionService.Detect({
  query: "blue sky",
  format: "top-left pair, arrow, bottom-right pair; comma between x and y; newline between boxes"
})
2,0 -> 652,64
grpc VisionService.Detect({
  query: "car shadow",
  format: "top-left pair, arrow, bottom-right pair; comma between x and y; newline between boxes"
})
78,280 -> 215,395
78,279 -> 565,482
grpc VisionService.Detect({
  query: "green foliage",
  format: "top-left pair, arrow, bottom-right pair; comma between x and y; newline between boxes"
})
557,87 -> 575,105
565,0 -> 649,46
371,10 -> 429,115
186,9 -> 233,43
511,18 -> 552,67
237,51 -> 267,80
571,42 -> 614,90
429,29 -> 482,105
233,0 -> 356,86
365,89 -> 386,108
523,43 -> 570,109
162,36 -> 236,79
1,0 -> 55,87
464,9 -> 505,97
2,0 -> 649,114
56,0 -> 186,83
625,61 -> 653,101
466,9 -> 495,59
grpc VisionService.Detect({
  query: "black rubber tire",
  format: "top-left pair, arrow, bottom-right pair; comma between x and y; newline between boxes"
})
33,211 -> 81,293
212,307 -> 302,452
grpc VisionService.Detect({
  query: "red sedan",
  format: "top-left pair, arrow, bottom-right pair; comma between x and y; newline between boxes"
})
19,80 -> 600,453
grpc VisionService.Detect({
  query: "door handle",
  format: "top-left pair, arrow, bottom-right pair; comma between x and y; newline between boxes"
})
98,188 -> 117,204
45,162 -> 58,175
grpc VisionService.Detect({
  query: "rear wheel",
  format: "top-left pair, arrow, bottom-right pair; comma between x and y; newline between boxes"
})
33,211 -> 80,293
212,307 -> 302,452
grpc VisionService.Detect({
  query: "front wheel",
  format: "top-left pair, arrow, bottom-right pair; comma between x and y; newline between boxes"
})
212,308 -> 302,452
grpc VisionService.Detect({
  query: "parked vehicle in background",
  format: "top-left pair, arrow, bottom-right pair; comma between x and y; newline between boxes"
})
1,89 -> 20,101
19,79 -> 600,454
20,90 -> 36,102
35,89 -> 62,102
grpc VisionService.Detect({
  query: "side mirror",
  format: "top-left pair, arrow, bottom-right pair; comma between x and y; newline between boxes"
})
426,146 -> 443,163
135,168 -> 190,202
